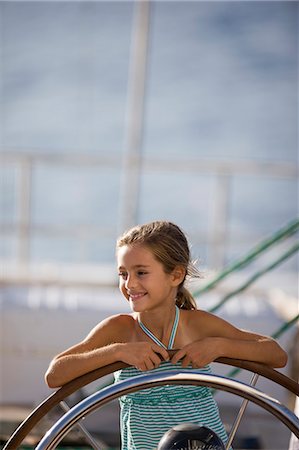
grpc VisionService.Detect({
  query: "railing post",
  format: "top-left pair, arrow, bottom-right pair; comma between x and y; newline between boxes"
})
209,172 -> 231,269
118,0 -> 151,233
18,157 -> 32,263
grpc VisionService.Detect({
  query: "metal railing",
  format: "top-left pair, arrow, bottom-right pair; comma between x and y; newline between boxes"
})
1,150 -> 298,285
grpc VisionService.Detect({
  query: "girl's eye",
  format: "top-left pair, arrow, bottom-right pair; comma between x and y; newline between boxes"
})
137,271 -> 147,276
118,272 -> 127,280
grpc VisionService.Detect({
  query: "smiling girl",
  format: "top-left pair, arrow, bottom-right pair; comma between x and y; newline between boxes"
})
45,220 -> 287,449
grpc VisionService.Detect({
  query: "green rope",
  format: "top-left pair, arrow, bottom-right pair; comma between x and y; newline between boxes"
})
208,242 -> 299,314
272,313 -> 299,340
193,218 -> 299,298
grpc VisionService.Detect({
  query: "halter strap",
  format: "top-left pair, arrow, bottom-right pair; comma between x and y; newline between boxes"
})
138,306 -> 180,350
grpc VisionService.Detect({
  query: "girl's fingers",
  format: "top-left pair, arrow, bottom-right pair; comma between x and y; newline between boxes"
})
181,356 -> 191,368
150,352 -> 163,368
171,349 -> 185,364
137,356 -> 158,371
152,345 -> 170,361
144,360 -> 153,371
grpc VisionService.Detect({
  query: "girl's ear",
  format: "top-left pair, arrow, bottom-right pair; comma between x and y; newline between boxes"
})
171,266 -> 186,286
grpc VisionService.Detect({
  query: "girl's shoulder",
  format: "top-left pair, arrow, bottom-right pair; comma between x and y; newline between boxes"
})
86,312 -> 137,343
100,312 -> 137,331
181,308 -> 221,337
182,308 -> 240,338
181,308 -> 211,323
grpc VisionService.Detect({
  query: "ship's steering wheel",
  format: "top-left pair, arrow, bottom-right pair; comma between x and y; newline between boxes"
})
3,356 -> 299,450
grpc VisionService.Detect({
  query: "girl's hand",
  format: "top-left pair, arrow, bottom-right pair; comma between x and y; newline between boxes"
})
171,338 -> 220,368
118,342 -> 169,371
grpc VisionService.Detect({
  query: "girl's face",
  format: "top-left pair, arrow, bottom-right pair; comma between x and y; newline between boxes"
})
117,244 -> 179,313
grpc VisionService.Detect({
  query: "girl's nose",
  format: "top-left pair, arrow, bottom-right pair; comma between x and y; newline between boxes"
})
125,274 -> 136,290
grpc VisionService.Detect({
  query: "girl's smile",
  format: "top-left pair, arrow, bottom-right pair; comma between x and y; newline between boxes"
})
129,292 -> 147,301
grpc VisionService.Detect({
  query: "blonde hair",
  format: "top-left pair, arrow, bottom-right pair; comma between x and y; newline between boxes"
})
116,221 -> 202,310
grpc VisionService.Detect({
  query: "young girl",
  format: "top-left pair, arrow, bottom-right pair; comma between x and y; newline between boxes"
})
45,220 -> 287,449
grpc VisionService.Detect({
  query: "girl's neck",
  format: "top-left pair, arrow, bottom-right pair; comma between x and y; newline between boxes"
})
138,304 -> 178,342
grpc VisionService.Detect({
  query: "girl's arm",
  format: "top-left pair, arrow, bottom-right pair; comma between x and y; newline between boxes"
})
45,315 -> 169,388
172,311 -> 288,368
45,315 -> 127,388
45,342 -> 121,388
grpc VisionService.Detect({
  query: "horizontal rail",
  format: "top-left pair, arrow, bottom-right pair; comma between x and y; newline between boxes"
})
1,151 -> 298,177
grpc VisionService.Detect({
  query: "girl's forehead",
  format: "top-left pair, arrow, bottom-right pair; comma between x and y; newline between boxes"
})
117,244 -> 155,265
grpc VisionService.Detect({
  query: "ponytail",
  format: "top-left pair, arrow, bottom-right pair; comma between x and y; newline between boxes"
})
176,286 -> 197,310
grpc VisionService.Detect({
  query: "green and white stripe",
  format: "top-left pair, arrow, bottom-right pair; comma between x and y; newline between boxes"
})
114,362 -> 230,450
114,307 -> 230,449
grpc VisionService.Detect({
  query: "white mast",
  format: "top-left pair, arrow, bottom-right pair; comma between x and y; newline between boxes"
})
118,0 -> 151,233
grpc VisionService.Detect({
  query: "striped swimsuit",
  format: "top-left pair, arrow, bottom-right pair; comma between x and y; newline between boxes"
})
114,307 -> 229,450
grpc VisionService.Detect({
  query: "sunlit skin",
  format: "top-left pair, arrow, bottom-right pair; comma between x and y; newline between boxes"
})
118,244 -> 184,326
45,243 -> 287,388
